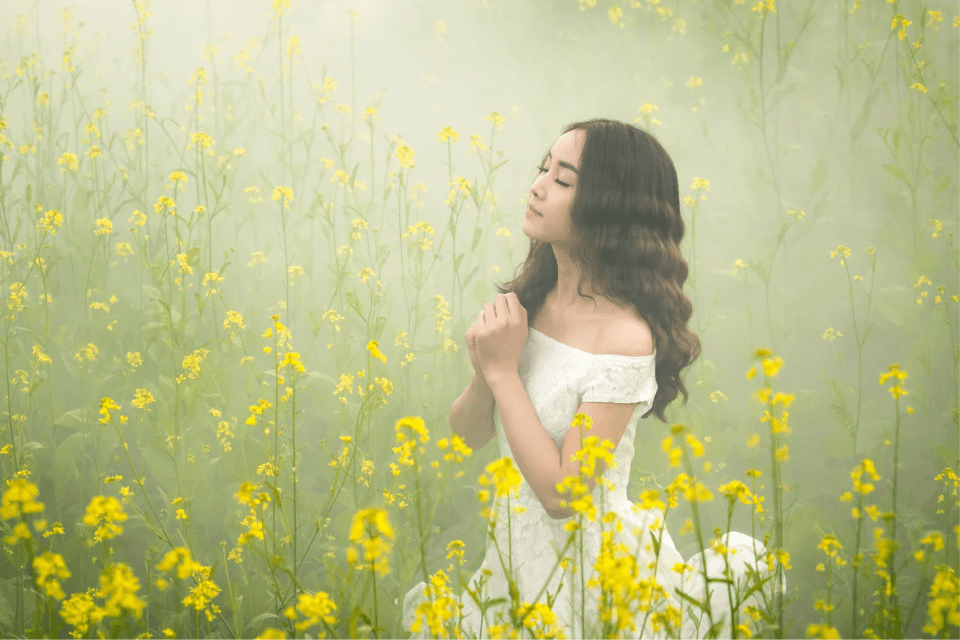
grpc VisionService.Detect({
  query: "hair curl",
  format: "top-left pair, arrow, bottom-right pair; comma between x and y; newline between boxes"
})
494,118 -> 700,423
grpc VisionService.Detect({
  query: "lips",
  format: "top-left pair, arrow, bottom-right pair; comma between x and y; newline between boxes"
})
528,204 -> 542,216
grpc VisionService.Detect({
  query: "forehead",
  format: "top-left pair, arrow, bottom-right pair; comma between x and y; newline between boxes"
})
546,129 -> 585,168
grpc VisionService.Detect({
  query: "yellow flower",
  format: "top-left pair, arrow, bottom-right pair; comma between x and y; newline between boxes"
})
57,152 -> 79,172
347,508 -> 395,576
98,397 -> 121,424
817,534 -> 843,558
223,310 -> 245,330
922,565 -> 959,635
479,457 -> 523,502
93,218 -> 113,236
284,591 -> 338,632
775,444 -> 789,462
33,551 -> 71,600
920,531 -> 944,552
1,478 -> 45,519
154,197 -> 176,218
82,495 -> 127,542
394,144 -> 415,169
98,562 -> 146,620
437,126 -> 459,143
486,110 -> 505,131
60,593 -> 101,636
807,624 -> 841,639
40,209 -> 64,235
156,547 -> 203,580
131,388 -> 155,411
272,186 -> 294,208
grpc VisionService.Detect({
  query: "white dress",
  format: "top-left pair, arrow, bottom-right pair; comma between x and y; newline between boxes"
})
402,327 -> 779,639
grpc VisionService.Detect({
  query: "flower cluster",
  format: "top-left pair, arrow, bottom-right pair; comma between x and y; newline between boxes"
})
1,478 -> 45,520
346,508 -> 394,577
408,569 -> 458,637
82,495 -> 127,542
33,551 -> 71,599
284,591 -> 338,633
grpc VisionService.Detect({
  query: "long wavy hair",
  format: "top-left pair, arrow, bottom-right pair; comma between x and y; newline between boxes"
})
494,118 -> 700,422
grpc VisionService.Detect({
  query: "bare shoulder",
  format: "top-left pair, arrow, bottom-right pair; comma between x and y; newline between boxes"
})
600,311 -> 655,358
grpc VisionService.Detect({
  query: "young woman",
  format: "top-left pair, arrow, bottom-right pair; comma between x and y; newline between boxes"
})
403,119 -> 778,639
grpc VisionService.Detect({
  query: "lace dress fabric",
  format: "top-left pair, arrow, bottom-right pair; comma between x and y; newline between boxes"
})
402,326 -> 777,639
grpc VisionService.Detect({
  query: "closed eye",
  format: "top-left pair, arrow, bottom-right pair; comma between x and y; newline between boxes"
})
537,165 -> 570,188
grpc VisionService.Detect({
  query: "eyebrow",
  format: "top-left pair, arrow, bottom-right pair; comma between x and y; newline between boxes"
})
546,151 -> 580,175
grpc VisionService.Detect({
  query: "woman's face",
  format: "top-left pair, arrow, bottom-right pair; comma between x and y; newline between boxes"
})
523,129 -> 584,242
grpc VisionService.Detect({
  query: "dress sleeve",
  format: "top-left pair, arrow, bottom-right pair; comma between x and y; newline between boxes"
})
581,357 -> 657,410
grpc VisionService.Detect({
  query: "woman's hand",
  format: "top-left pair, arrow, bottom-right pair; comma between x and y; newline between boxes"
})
474,293 -> 528,386
465,314 -> 486,383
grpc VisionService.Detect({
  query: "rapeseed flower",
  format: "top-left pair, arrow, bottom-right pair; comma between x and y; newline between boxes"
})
284,591 -> 338,633
272,186 -> 293,208
923,565 -> 959,635
82,495 -> 127,542
156,547 -> 203,579
39,209 -> 63,234
408,570 -> 457,637
131,388 -> 155,410
1,478 -> 44,519
183,576 -> 221,620
154,195 -> 175,214
96,562 -> 146,620
556,473 -> 597,522
437,126 -> 458,143
852,459 -> 880,494
394,144 -> 414,169
478,457 -> 523,503
346,507 -> 394,577
97,397 -> 121,424
223,310 -> 245,330
4,521 -> 31,545
57,152 -> 79,173
60,592 -> 101,637
238,514 -> 265,546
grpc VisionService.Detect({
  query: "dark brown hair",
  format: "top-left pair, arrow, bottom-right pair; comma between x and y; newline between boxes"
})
494,118 -> 700,422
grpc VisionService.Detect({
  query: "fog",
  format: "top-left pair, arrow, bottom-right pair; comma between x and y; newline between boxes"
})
0,0 -> 956,638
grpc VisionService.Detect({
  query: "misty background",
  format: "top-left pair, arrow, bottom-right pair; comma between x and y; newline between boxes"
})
0,0 -> 956,637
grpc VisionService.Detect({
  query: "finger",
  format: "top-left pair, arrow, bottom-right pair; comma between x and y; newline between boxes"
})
495,294 -> 507,319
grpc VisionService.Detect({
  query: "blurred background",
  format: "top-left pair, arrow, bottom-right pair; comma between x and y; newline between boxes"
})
0,0 -> 956,638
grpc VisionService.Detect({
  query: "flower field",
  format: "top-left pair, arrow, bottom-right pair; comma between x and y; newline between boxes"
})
0,0 -> 956,638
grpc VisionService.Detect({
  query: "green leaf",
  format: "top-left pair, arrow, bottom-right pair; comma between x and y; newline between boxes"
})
0,586 -> 12,629
344,289 -> 362,317
674,587 -> 707,612
470,226 -> 483,250
882,163 -> 909,186
245,612 -> 284,632
21,441 -> 44,453
54,408 -> 86,430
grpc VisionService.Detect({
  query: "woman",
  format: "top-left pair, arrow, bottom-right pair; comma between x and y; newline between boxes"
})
402,119 -> 779,639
